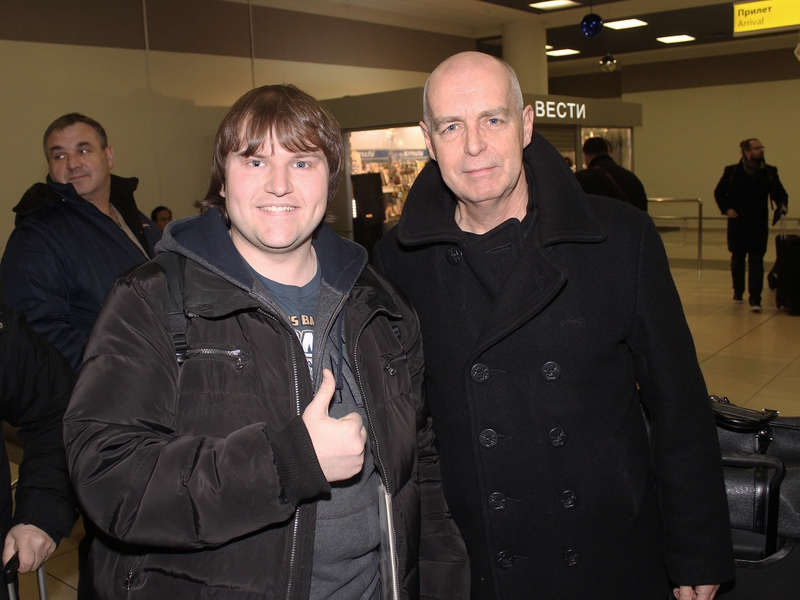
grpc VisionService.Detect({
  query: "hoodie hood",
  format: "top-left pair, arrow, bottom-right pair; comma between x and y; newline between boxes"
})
157,208 -> 368,299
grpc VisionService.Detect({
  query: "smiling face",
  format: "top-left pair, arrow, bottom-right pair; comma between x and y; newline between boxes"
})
223,135 -> 329,273
46,122 -> 114,206
421,53 -> 533,223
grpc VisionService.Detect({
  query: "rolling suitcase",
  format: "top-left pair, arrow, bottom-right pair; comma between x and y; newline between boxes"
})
2,553 -> 48,600
772,216 -> 800,314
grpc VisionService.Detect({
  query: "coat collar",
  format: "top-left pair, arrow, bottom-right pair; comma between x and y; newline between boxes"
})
395,132 -> 607,249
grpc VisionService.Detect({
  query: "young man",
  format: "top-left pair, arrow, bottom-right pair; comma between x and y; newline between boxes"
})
64,85 -> 468,599
374,52 -> 733,600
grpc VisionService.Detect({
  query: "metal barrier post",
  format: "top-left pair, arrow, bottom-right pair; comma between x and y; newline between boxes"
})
647,197 -> 703,274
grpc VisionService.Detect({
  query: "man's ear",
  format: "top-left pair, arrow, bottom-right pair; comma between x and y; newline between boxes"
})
105,145 -> 115,170
522,105 -> 534,147
420,121 -> 436,161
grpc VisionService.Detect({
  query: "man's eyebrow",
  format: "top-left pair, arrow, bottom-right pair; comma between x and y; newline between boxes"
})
432,107 -> 511,130
48,141 -> 92,154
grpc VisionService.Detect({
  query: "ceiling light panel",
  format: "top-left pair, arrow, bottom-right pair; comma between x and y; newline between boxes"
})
529,1 -> 581,10
656,34 -> 696,44
546,48 -> 581,56
604,19 -> 648,30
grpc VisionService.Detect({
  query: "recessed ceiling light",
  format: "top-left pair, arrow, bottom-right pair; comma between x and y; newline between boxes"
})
657,34 -> 696,44
546,48 -> 581,57
605,19 -> 648,30
529,1 -> 581,10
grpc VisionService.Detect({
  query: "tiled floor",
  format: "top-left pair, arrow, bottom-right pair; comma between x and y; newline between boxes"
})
8,226 -> 800,599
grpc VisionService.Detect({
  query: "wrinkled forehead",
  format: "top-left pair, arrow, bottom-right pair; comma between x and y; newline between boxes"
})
428,58 -> 512,109
46,122 -> 104,152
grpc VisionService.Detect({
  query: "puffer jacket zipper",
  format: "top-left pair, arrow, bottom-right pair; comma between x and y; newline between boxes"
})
353,308 -> 401,600
123,554 -> 145,591
253,304 -> 303,600
184,347 -> 245,369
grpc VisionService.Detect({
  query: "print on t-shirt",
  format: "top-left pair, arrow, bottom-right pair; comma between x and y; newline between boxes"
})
287,314 -> 315,376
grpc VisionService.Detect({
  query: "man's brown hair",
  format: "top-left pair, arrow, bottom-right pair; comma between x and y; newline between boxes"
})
198,84 -> 344,220
42,113 -> 108,156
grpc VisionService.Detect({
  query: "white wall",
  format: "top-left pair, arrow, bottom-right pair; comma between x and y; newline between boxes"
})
0,39 -> 429,251
627,79 -> 800,227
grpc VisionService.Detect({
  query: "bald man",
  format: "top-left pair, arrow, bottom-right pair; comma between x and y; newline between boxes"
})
374,52 -> 734,600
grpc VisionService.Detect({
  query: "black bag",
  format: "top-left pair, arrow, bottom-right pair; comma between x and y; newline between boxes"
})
711,395 -> 800,599
769,216 -> 800,314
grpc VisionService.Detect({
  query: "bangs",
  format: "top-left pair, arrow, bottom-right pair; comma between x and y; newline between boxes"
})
234,114 -> 324,159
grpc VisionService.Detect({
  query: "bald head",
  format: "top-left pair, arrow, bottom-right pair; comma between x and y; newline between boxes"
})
423,52 -> 524,132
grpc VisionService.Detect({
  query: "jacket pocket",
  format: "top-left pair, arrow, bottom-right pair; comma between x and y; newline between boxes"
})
382,351 -> 408,376
122,551 -> 146,591
185,345 -> 249,369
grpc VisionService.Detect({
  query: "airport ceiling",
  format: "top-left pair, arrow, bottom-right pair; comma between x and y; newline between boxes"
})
240,1 -> 799,67
482,0 -> 779,61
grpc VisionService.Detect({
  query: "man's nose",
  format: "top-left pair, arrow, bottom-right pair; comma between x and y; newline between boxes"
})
265,166 -> 292,196
464,125 -> 486,156
66,153 -> 81,170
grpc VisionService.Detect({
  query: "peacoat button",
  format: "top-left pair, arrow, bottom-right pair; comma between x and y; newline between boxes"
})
488,492 -> 507,511
542,361 -> 561,381
563,549 -> 581,567
446,247 -> 463,265
479,429 -> 499,448
495,551 -> 515,569
471,363 -> 490,382
549,427 -> 568,447
559,490 -> 579,510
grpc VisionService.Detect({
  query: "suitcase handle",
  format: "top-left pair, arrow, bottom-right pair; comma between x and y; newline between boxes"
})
3,552 -> 49,600
722,453 -> 785,558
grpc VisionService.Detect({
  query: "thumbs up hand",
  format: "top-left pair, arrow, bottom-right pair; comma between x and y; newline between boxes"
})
302,369 -> 367,482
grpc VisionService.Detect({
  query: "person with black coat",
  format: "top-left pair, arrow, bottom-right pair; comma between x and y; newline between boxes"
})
374,51 -> 734,600
575,136 -> 649,212
0,304 -> 78,595
714,138 -> 788,312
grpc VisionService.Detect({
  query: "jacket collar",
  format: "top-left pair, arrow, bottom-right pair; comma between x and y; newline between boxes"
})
395,132 -> 607,248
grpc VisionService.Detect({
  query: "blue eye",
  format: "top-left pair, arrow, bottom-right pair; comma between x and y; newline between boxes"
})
295,161 -> 309,169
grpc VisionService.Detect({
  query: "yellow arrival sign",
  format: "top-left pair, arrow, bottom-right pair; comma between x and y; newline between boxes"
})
734,0 -> 800,36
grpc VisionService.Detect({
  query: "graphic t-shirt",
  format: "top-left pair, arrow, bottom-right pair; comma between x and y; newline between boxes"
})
254,264 -> 322,376
248,260 -> 381,599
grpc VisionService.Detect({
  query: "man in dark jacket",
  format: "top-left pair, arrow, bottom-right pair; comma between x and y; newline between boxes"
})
0,304 -> 78,596
64,85 -> 468,599
0,113 -> 161,373
576,136 -> 649,212
374,52 -> 733,600
714,138 -> 788,312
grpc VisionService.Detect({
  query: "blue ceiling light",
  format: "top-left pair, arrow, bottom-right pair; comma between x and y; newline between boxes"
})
581,12 -> 604,38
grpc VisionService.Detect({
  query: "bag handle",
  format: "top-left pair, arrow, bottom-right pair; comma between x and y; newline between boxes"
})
709,395 -> 778,433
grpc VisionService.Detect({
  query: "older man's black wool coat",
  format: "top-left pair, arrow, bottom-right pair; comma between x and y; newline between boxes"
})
374,133 -> 735,599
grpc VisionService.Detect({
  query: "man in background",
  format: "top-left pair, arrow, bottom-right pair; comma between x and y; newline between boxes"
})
1,113 -> 160,599
150,205 -> 173,232
576,136 -> 648,212
714,138 -> 788,313
375,51 -> 733,600
1,113 -> 161,372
